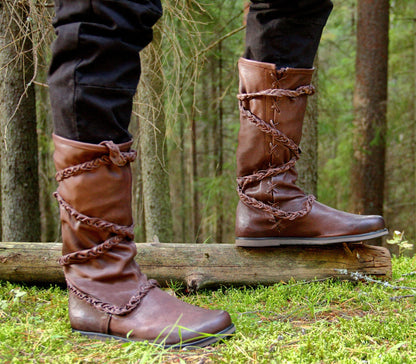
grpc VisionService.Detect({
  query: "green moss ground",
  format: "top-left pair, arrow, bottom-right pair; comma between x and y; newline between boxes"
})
1,256 -> 415,363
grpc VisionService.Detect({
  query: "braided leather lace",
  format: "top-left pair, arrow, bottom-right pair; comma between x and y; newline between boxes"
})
237,80 -> 316,221
67,279 -> 159,316
55,140 -> 158,315
55,141 -> 137,182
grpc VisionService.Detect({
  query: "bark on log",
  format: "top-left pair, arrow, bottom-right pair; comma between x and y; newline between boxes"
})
0,242 -> 391,290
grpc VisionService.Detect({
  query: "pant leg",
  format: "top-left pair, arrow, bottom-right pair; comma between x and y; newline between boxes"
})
244,0 -> 333,69
48,0 -> 162,144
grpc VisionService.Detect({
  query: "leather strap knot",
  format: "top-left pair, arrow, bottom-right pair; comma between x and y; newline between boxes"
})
100,140 -> 129,166
55,142 -> 137,182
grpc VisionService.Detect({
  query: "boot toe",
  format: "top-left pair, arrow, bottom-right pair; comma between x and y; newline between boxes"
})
109,287 -> 234,346
356,214 -> 386,234
157,301 -> 234,346
347,214 -> 388,242
191,309 -> 233,337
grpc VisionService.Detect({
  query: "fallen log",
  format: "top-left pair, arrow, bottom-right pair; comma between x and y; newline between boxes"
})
0,242 -> 391,290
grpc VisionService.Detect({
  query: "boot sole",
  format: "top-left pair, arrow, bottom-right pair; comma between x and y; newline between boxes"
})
235,228 -> 389,247
73,323 -> 236,349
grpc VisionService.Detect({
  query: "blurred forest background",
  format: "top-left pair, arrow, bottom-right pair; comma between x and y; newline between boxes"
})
0,0 -> 414,248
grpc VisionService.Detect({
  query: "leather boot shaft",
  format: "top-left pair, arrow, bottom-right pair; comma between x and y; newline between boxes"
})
237,58 -> 313,177
235,58 -> 386,246
54,134 -> 149,308
53,134 -> 234,346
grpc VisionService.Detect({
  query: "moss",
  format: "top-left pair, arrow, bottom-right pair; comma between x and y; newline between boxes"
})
1,257 -> 416,363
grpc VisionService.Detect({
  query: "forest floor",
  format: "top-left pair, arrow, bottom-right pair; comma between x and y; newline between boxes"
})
0,256 -> 415,363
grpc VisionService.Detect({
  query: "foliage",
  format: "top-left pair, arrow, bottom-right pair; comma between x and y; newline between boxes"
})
1,0 -> 415,244
387,230 -> 414,256
159,1 -> 245,243
317,0 -> 416,243
386,0 -> 416,243
1,256 -> 416,363
317,0 -> 357,211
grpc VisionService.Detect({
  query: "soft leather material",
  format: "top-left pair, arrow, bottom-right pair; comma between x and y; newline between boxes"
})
235,58 -> 385,240
54,134 -> 143,307
54,135 -> 232,345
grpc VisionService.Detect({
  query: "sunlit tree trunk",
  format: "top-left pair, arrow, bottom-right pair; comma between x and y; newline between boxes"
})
138,25 -> 173,242
352,0 -> 389,218
297,55 -> 319,196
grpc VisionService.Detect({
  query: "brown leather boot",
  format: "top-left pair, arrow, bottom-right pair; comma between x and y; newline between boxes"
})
53,134 -> 234,348
235,58 -> 387,247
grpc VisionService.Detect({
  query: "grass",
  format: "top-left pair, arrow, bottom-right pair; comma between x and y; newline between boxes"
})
1,256 -> 416,363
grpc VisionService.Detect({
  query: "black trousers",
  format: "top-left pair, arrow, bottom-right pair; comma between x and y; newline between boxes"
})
48,0 -> 332,144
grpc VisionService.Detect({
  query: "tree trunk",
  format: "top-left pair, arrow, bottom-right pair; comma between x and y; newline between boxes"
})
36,71 -> 59,242
215,41 -> 224,243
191,91 -> 201,243
352,0 -> 389,217
138,25 -> 173,242
130,108 -> 146,243
297,55 -> 319,196
0,1 -> 40,242
412,2 -> 416,240
179,115 -> 187,243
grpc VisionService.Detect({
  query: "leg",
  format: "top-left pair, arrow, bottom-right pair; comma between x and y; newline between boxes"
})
244,0 -> 333,68
235,0 -> 387,246
49,0 -> 234,346
48,0 -> 160,143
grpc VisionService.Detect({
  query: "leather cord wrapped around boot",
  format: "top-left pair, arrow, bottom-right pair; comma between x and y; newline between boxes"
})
53,134 -> 234,347
235,58 -> 388,247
